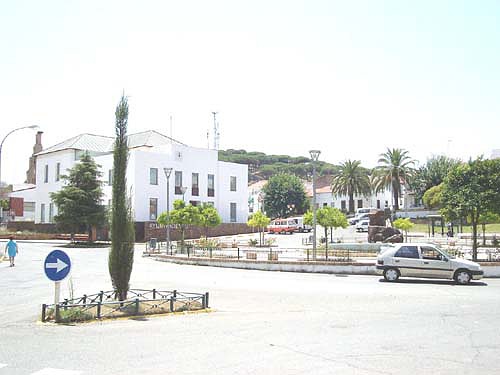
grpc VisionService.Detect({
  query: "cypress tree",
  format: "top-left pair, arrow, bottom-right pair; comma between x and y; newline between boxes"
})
108,95 -> 135,301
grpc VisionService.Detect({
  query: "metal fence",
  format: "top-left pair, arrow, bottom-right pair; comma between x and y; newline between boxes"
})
148,245 -> 380,263
41,288 -> 209,323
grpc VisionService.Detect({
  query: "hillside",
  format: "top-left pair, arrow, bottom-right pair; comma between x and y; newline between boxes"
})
218,149 -> 341,182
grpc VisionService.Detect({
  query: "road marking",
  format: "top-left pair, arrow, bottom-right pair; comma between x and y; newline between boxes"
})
30,369 -> 82,375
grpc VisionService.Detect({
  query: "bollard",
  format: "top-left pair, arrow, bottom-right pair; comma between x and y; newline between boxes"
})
238,247 -> 240,260
97,301 -> 102,319
42,304 -> 47,322
173,289 -> 177,298
152,288 -> 156,300
209,247 -> 212,258
202,294 -> 206,309
205,292 -> 209,308
135,298 -> 140,315
99,290 -> 104,303
83,294 -> 87,307
307,248 -> 310,262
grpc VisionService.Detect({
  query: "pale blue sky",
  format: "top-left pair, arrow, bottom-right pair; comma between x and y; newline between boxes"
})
1,0 -> 499,184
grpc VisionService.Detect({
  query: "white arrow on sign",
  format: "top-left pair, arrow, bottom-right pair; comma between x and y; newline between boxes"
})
45,258 -> 69,273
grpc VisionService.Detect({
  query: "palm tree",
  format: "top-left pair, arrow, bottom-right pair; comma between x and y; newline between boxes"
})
376,148 -> 415,211
331,160 -> 370,214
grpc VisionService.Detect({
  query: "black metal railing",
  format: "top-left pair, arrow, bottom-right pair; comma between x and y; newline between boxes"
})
41,288 -> 209,323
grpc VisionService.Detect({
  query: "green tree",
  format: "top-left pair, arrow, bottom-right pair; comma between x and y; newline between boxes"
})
375,148 -> 415,211
422,184 -> 443,209
441,158 -> 500,260
50,153 -> 106,242
108,95 -> 135,301
198,203 -> 222,238
247,210 -> 271,246
478,212 -> 500,246
330,160 -> 370,214
393,218 -> 414,241
316,207 -> 348,253
158,200 -> 201,252
410,155 -> 461,204
262,173 -> 309,219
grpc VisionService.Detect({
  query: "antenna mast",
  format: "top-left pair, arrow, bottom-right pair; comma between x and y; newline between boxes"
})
212,111 -> 220,150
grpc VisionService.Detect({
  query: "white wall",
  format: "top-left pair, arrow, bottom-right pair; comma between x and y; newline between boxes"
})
316,190 -> 393,211
15,142 -> 248,224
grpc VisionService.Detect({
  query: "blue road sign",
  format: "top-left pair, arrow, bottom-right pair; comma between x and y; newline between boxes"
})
44,250 -> 71,282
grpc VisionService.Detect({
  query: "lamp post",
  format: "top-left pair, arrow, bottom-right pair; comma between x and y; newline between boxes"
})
309,150 -> 321,261
180,186 -> 187,203
163,167 -> 173,254
0,125 -> 39,222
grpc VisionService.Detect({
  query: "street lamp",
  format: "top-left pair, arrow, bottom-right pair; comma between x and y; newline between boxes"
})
163,167 -> 173,254
309,149 -> 321,261
180,186 -> 187,202
0,125 -> 40,222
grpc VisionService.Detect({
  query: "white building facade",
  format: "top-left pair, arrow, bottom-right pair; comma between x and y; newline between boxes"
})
13,131 -> 248,224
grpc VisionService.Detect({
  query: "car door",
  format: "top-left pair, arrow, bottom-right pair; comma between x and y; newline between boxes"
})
392,245 -> 421,277
419,246 -> 453,279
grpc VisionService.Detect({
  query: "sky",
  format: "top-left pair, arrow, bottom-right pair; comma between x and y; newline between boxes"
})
1,0 -> 499,185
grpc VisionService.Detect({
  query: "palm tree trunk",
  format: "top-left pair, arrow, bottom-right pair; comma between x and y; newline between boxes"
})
348,192 -> 354,214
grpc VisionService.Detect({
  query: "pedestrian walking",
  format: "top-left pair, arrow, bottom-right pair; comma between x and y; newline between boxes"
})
5,236 -> 18,267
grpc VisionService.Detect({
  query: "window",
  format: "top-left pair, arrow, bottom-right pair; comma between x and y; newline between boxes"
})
149,198 -> 158,220
175,171 -> 183,195
330,202 -> 335,207
208,174 -> 215,197
385,200 -> 389,208
230,203 -> 237,222
395,246 -> 419,259
421,246 -> 443,261
24,202 -> 35,213
149,168 -> 158,185
341,200 -> 347,211
49,203 -> 54,223
189,200 -> 200,207
323,203 -> 328,207
55,163 -> 61,182
377,200 -> 381,209
230,176 -> 237,192
192,173 -> 199,196
44,165 -> 48,183
40,203 -> 46,223
108,170 -> 113,186
357,200 -> 363,208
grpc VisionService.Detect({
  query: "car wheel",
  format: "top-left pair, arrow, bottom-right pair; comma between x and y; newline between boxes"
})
454,270 -> 472,285
383,268 -> 399,282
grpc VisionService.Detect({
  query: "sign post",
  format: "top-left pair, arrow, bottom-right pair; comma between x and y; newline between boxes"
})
44,250 -> 72,306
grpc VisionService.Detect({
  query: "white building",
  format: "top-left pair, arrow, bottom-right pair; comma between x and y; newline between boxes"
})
11,130 -> 248,224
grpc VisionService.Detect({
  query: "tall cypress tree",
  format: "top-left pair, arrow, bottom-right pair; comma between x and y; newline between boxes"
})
108,95 -> 135,301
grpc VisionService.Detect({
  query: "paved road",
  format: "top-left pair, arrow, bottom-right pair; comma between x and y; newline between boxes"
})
1,241 -> 500,374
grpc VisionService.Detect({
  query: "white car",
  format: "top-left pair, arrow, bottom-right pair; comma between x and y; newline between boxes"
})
349,213 -> 369,225
356,219 -> 369,232
376,243 -> 483,284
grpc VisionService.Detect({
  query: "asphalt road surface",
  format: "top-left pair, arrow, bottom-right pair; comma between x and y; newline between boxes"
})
1,241 -> 499,375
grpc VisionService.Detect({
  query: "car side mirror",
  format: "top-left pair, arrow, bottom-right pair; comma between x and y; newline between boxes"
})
442,257 -> 448,262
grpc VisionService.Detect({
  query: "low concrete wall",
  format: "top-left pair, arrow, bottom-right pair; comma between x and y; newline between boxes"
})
153,256 -> 500,278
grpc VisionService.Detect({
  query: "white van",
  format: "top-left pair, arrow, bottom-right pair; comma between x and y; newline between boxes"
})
288,216 -> 312,233
355,207 -> 376,216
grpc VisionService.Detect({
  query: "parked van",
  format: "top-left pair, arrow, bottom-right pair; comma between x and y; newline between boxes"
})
267,219 -> 297,234
288,216 -> 312,233
355,207 -> 376,216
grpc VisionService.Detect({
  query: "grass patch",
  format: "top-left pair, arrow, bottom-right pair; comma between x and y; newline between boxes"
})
61,241 -> 110,248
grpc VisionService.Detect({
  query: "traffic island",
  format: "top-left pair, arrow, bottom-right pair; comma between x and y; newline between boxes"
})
41,289 -> 210,323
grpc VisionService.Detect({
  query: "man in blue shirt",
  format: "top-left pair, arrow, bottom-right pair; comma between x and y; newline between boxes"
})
5,236 -> 18,267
